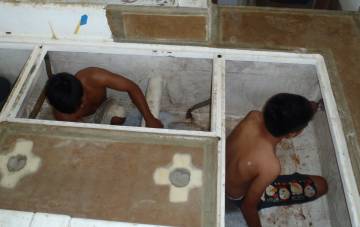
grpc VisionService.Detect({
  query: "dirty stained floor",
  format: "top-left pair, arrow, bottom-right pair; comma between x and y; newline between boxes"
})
225,118 -> 331,227
0,123 -> 216,227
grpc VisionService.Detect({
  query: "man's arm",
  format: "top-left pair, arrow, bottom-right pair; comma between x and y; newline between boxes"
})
97,69 -> 163,128
240,162 -> 280,227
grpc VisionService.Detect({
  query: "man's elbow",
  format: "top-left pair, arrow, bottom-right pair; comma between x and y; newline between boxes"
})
126,82 -> 141,93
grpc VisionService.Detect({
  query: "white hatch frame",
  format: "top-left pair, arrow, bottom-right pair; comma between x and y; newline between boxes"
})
0,40 -> 359,227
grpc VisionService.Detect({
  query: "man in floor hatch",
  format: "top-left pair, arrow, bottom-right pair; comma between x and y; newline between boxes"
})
226,93 -> 328,227
45,67 -> 163,128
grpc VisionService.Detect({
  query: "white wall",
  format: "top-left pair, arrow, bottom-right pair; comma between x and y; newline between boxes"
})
339,0 -> 360,10
225,61 -> 319,117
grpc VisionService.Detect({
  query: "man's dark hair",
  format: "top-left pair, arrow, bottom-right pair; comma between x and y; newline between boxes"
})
263,93 -> 315,137
45,73 -> 83,114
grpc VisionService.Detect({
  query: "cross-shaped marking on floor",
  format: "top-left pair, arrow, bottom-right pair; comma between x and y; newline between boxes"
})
0,139 -> 41,188
153,153 -> 202,203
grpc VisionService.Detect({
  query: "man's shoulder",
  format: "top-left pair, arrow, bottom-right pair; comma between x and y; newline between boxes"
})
76,67 -> 105,78
76,67 -> 110,86
246,110 -> 261,118
243,110 -> 262,123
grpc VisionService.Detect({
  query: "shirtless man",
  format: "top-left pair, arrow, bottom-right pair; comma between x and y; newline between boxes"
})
226,93 -> 328,227
45,67 -> 163,128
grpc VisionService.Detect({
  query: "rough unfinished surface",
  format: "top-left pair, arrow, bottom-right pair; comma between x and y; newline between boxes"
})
123,14 -> 207,41
0,122 -> 217,227
106,6 -> 208,42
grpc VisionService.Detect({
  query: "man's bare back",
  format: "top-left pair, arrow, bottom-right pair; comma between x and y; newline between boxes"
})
226,111 -> 280,199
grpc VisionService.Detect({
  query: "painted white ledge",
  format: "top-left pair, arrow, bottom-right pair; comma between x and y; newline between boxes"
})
0,209 -> 34,227
211,55 -> 225,136
214,55 -> 226,227
0,209 -> 172,227
8,118 -> 217,139
30,213 -> 71,227
70,217 -> 171,227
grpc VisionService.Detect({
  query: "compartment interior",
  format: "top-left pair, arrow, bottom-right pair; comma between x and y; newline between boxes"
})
17,51 -> 213,131
224,61 -> 351,227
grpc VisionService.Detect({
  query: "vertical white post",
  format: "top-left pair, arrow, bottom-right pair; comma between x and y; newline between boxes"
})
212,55 -> 226,227
211,55 -> 225,135
315,55 -> 360,227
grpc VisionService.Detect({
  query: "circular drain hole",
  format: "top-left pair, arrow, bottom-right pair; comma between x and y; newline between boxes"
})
169,168 -> 191,188
7,155 -> 27,172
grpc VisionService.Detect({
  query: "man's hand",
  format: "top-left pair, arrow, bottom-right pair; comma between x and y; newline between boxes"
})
145,117 -> 164,128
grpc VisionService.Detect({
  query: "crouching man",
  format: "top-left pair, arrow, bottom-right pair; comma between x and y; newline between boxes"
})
45,67 -> 163,128
226,93 -> 328,227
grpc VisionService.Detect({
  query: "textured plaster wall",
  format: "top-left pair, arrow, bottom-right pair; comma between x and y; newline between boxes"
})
225,61 -> 319,117
106,6 -> 208,43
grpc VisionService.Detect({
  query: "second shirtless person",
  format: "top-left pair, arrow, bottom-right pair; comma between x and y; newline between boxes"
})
226,93 -> 328,227
45,67 -> 163,128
